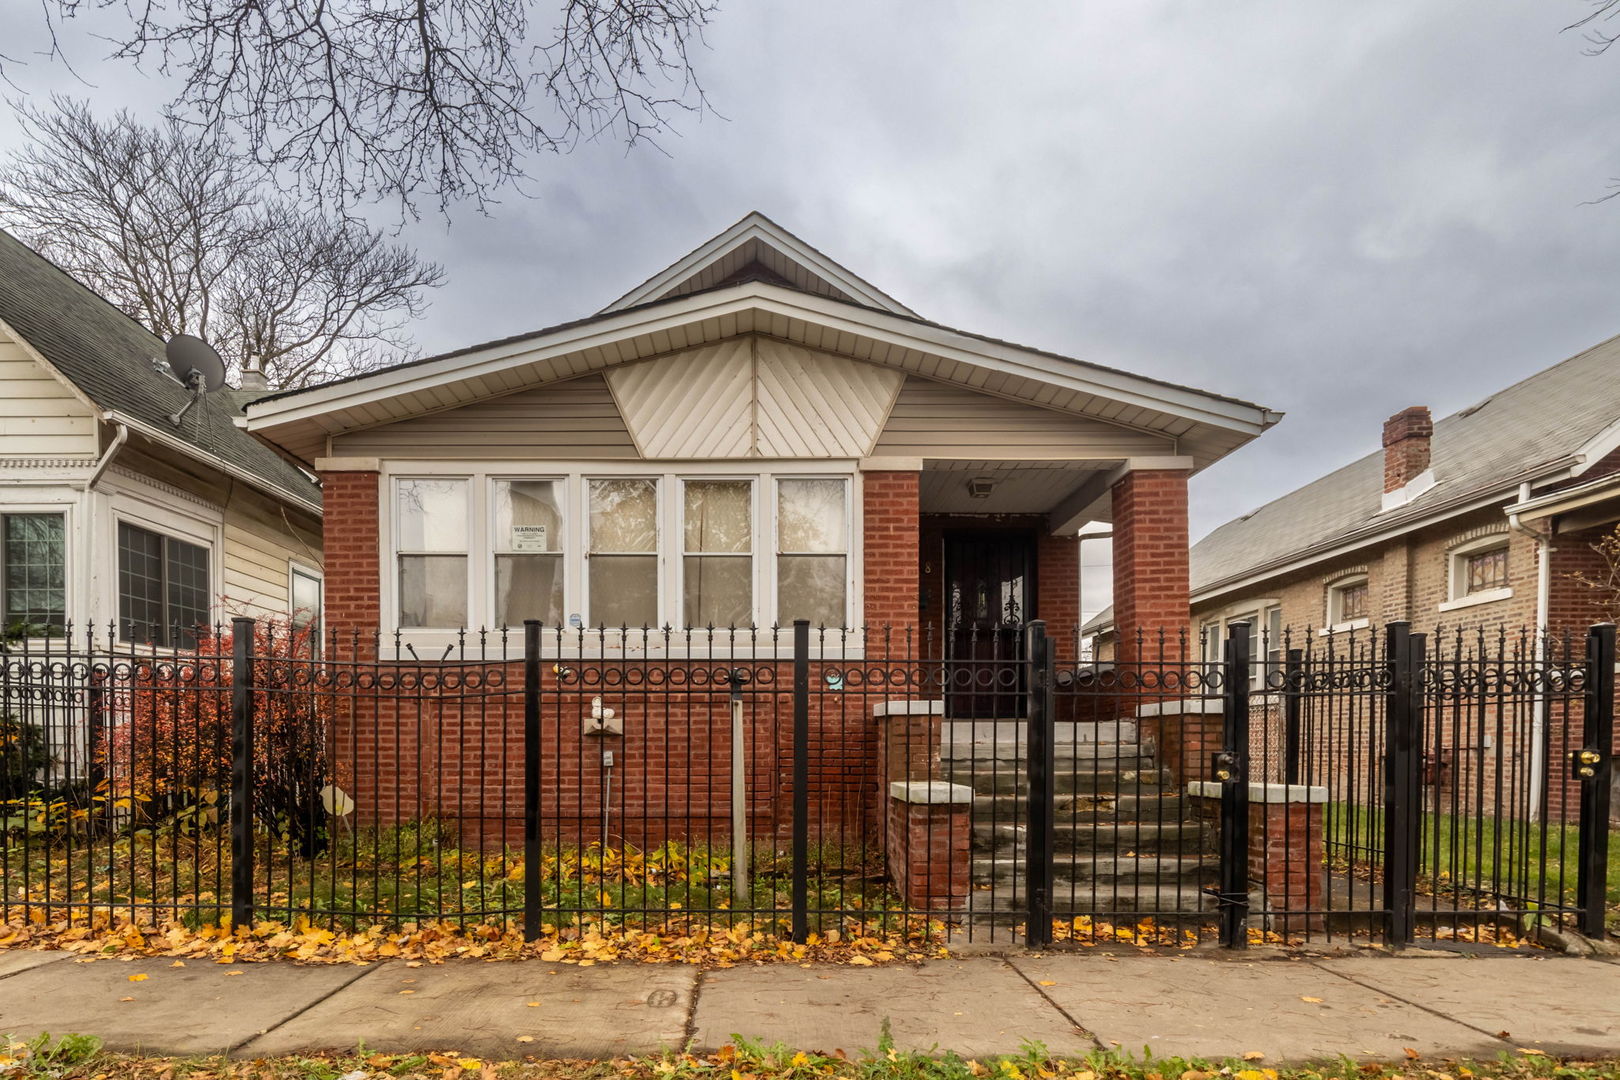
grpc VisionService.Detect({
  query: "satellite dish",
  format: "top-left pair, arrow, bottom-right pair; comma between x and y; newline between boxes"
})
164,334 -> 227,426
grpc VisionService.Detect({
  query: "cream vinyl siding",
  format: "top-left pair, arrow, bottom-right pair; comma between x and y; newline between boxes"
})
0,332 -> 98,457
606,337 -> 902,459
222,492 -> 322,614
333,374 -> 638,459
872,376 -> 1175,459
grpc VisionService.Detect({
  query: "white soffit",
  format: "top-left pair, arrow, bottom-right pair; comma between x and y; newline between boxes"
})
606,337 -> 903,458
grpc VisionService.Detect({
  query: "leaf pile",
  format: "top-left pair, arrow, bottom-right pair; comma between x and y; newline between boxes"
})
0,913 -> 946,968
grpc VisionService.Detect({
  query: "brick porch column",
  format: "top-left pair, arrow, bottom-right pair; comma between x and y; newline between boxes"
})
860,461 -> 921,635
1111,464 -> 1191,668
313,458 -> 382,642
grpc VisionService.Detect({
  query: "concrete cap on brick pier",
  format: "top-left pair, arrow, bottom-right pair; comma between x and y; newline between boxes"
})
888,780 -> 974,805
872,699 -> 945,718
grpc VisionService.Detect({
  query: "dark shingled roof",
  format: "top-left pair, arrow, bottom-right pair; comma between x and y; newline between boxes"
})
0,229 -> 320,509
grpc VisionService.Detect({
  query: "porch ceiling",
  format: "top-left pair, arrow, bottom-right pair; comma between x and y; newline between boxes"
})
920,460 -> 1113,520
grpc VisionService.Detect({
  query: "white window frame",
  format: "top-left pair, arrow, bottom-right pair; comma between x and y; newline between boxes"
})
0,504 -> 71,636
1440,534 -> 1513,613
289,561 -> 323,637
392,475 -> 473,630
773,473 -> 854,630
1199,601 -> 1282,691
378,461 -> 860,654
104,482 -> 222,649
1324,573 -> 1371,634
584,474 -> 665,629
677,475 -> 758,630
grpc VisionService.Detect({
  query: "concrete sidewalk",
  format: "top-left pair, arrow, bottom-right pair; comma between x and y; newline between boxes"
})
1,948 -> 1618,1064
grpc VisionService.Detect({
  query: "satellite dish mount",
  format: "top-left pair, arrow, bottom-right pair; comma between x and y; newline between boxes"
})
164,334 -> 227,427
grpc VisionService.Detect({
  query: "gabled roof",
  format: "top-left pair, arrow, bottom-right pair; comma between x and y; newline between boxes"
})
247,216 -> 1281,468
600,212 -> 919,317
0,229 -> 321,511
1189,332 -> 1620,600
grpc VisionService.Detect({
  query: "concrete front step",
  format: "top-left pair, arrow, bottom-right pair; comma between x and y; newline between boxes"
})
940,719 -> 1137,751
969,792 -> 1192,822
939,741 -> 1154,767
970,853 -> 1213,886
945,767 -> 1171,795
965,882 -> 1216,916
971,819 -> 1212,855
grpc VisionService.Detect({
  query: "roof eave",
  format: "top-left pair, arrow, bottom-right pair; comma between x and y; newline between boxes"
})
106,409 -> 322,515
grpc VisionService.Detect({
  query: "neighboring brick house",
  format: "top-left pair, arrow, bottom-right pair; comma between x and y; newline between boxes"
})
0,229 -> 323,643
241,212 -> 1281,842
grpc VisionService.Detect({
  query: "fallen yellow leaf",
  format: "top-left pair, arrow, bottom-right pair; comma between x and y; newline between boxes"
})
127,974 -> 149,982
1242,1051 -> 1265,1061
1038,980 -> 1057,986
1300,996 -> 1322,1003
516,1036 -> 534,1044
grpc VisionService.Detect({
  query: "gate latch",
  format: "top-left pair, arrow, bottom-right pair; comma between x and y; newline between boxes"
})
1211,750 -> 1241,783
1570,748 -> 1604,781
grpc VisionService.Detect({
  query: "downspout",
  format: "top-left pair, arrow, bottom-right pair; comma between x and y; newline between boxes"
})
1508,481 -> 1553,820
83,420 -> 129,491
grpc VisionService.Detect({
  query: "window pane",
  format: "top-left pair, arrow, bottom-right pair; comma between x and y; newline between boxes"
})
1338,583 -> 1367,621
778,554 -> 846,626
118,522 -> 164,644
590,479 -> 657,553
399,555 -> 467,627
291,570 -> 322,630
494,480 -> 563,553
397,478 -> 467,551
3,513 -> 65,631
589,555 -> 657,626
496,554 -> 564,626
685,480 -> 751,553
777,479 -> 846,553
166,537 -> 211,647
1465,547 -> 1507,593
685,555 -> 751,626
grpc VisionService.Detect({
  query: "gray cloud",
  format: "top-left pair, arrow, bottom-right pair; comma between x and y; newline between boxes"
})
3,2 -> 1616,538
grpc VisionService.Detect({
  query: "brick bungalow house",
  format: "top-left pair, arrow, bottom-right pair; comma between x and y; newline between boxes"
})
239,213 -> 1281,847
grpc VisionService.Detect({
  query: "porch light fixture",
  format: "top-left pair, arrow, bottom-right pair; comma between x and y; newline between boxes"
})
967,477 -> 996,499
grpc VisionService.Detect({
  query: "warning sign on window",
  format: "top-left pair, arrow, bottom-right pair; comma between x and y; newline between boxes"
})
511,525 -> 549,552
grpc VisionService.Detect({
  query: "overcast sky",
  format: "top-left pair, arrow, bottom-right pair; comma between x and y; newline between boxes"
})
4,2 -> 1617,540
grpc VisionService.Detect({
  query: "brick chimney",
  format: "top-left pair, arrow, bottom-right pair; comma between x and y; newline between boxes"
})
1382,406 -> 1432,493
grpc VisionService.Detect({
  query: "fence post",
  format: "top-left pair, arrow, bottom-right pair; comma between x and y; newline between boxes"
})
1579,623 -> 1616,939
1216,623 -> 1251,949
791,620 -> 810,942
229,616 -> 255,932
523,619 -> 541,941
1383,622 -> 1423,947
1284,647 -> 1304,786
1024,621 -> 1055,948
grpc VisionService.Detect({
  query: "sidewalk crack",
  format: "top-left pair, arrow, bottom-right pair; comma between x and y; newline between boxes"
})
1306,960 -> 1513,1045
681,969 -> 704,1052
1005,958 -> 1104,1051
229,963 -> 384,1057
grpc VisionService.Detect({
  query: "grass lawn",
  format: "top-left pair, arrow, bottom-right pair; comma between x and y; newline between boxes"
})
5,1032 -> 1616,1080
1323,802 -> 1620,926
0,820 -> 901,934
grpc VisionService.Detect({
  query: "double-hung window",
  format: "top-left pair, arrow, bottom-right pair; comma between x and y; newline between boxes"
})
777,477 -> 848,626
396,478 -> 469,629
588,478 -> 659,627
118,521 -> 210,647
683,479 -> 752,627
494,479 -> 565,626
2,512 -> 66,633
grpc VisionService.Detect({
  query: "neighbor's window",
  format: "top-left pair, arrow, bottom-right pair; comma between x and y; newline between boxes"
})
1461,544 -> 1508,596
396,477 -> 468,628
1327,576 -> 1369,625
118,521 -> 210,647
2,513 -> 66,633
589,478 -> 659,627
777,477 -> 848,626
290,565 -> 322,634
684,479 -> 752,627
494,479 -> 565,626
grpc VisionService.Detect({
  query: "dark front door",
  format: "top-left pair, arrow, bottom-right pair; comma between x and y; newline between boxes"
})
943,530 -> 1035,718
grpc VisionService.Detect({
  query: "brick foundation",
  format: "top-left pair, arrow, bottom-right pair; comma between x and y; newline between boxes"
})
1190,782 -> 1327,933
1138,700 -> 1224,785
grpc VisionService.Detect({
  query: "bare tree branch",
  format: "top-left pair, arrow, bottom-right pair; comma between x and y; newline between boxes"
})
26,0 -> 718,217
0,97 -> 445,388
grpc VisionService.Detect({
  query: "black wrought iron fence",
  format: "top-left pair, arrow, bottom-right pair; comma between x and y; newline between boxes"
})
0,617 -> 1612,951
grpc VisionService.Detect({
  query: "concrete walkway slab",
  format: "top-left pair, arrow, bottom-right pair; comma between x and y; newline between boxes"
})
0,950 -> 68,978
1012,955 -> 1502,1063
240,961 -> 696,1060
0,959 -> 370,1056
692,959 -> 1094,1058
1318,956 -> 1620,1057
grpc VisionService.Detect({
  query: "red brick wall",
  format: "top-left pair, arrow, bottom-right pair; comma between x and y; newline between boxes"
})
1111,469 -> 1190,665
316,470 -> 381,639
884,796 -> 971,911
863,471 -> 920,631
1382,406 -> 1433,493
1037,532 -> 1080,661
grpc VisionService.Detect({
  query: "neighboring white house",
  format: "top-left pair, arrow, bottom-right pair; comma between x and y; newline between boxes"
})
0,228 -> 323,644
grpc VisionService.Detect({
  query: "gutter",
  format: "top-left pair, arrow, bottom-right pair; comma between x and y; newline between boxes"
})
1508,481 -> 1554,821
102,409 -> 322,516
83,420 -> 128,491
